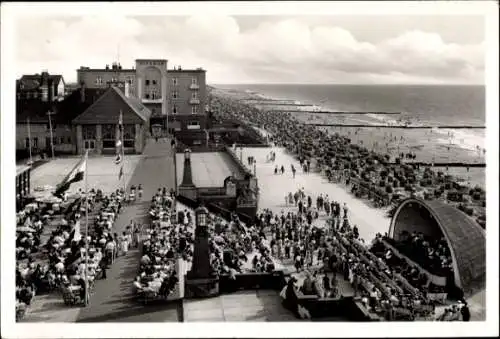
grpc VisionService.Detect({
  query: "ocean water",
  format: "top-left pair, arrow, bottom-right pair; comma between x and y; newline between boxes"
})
226,84 -> 485,125
220,84 -> 486,187
224,84 -> 485,153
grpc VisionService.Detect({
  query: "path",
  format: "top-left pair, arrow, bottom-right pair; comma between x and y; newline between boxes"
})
241,146 -> 391,242
76,137 -> 180,322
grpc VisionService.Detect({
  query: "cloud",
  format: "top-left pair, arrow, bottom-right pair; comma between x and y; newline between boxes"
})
14,15 -> 484,84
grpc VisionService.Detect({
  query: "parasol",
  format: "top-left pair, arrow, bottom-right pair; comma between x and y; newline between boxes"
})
17,226 -> 35,233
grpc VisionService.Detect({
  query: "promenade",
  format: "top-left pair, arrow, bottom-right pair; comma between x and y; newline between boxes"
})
239,146 -> 391,242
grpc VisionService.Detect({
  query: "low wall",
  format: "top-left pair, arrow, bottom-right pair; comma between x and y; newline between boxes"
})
219,271 -> 285,293
224,146 -> 253,177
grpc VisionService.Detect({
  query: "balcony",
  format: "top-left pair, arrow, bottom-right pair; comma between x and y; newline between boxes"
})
142,97 -> 163,104
189,83 -> 199,90
189,98 -> 200,105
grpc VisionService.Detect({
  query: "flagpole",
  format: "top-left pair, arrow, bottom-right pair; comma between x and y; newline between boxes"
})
84,149 -> 89,306
27,117 -> 33,164
120,110 -> 126,194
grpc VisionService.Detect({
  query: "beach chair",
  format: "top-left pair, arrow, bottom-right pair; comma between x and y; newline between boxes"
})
62,287 -> 81,306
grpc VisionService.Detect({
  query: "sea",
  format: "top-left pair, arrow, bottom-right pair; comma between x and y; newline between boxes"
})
219,84 -> 486,187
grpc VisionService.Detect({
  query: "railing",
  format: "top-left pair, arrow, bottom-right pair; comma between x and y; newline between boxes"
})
141,98 -> 163,104
197,187 -> 226,196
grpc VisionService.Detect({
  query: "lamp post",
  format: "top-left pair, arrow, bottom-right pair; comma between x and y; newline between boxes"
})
47,110 -> 55,159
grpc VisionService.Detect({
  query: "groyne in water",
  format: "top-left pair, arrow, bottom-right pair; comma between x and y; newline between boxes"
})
249,102 -> 311,106
309,123 -> 486,129
392,162 -> 485,168
269,110 -> 401,114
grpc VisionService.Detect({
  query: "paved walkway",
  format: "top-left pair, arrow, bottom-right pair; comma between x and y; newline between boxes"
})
76,137 -> 180,322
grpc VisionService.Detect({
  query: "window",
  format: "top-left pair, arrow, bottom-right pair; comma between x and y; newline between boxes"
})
96,76 -> 103,85
172,91 -> 178,99
150,89 -> 159,100
25,138 -> 30,149
187,121 -> 200,130
152,80 -> 157,85
33,91 -> 38,98
84,140 -> 95,150
191,77 -> 197,85
145,79 -> 150,86
102,124 -> 115,148
192,105 -> 199,114
172,105 -> 177,114
192,91 -> 198,99
82,125 -> 96,140
172,78 -> 178,86
67,136 -> 72,144
145,93 -> 150,99
127,77 -> 134,84
60,137 -> 65,144
26,92 -> 31,99
33,137 -> 38,148
111,77 -> 117,83
123,124 -> 135,148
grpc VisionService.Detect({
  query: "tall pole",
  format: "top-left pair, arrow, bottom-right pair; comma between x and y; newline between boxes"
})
83,150 -> 89,306
27,117 -> 33,164
120,111 -> 126,193
47,111 -> 55,159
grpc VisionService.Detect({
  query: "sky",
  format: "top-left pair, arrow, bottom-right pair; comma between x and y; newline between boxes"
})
14,13 -> 485,85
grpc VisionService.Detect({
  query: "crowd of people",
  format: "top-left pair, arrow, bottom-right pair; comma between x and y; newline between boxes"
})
15,187 -> 137,320
209,92 -> 486,227
383,232 -> 454,278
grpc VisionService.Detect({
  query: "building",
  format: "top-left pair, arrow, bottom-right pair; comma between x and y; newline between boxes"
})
16,165 -> 31,211
17,71 -> 66,102
72,83 -> 152,155
16,86 -> 107,159
76,60 -> 207,134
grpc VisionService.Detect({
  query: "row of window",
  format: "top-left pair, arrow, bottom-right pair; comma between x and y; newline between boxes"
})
24,136 -> 72,148
95,76 -> 134,85
94,76 -> 198,86
171,90 -> 198,99
82,124 -> 135,140
144,90 -> 200,101
169,105 -> 199,114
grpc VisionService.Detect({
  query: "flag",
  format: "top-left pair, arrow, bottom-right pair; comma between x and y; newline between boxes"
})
118,166 -> 123,180
72,220 -> 82,242
115,110 -> 123,164
54,151 -> 88,198
115,153 -> 122,164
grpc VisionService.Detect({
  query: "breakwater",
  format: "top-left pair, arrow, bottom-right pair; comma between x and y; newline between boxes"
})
394,162 -> 485,168
270,110 -> 401,115
309,123 -> 486,129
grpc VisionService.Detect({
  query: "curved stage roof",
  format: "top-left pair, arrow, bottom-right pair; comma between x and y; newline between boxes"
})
389,198 -> 486,296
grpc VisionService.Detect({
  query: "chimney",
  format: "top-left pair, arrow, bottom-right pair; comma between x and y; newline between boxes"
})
80,82 -> 86,103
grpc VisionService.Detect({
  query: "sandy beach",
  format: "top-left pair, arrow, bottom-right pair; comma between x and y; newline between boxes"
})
291,113 -> 486,188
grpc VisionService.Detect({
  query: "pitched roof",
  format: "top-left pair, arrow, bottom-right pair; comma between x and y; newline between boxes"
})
72,86 -> 151,125
18,73 -> 64,91
390,198 -> 485,296
16,88 -> 106,124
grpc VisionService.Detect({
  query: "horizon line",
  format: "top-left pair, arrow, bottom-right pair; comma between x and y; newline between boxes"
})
209,83 -> 485,86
